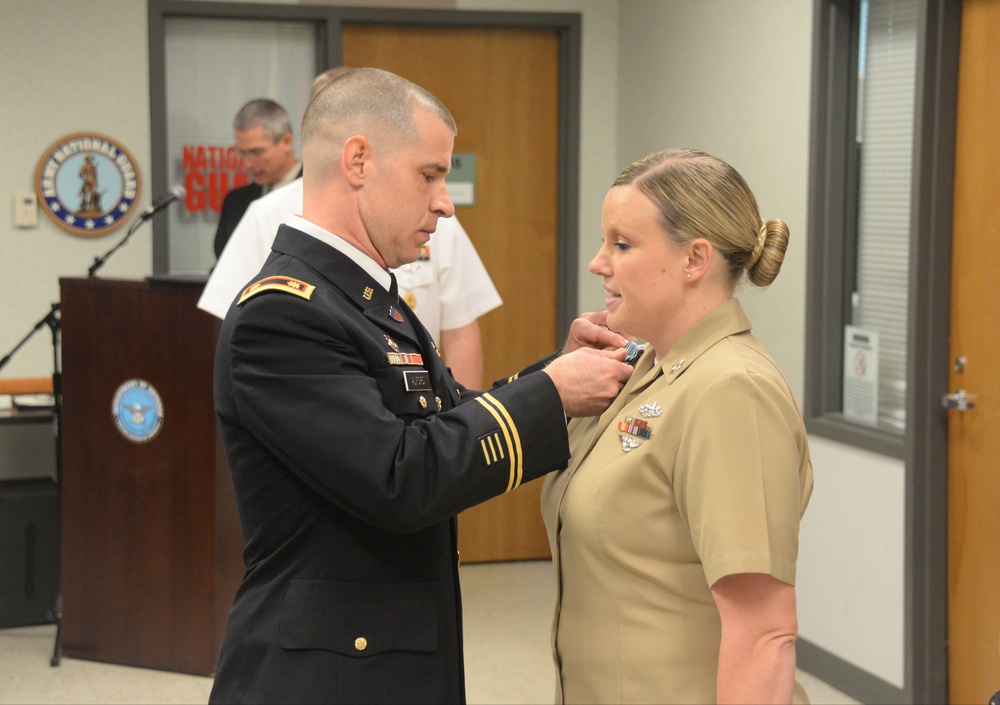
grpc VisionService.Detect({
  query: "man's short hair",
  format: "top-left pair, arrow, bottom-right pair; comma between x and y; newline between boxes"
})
310,66 -> 356,100
301,68 -> 455,158
233,98 -> 293,141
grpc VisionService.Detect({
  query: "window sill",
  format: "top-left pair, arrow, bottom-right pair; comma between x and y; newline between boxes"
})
805,413 -> 905,460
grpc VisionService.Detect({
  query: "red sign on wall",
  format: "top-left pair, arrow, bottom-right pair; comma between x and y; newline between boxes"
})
181,145 -> 249,213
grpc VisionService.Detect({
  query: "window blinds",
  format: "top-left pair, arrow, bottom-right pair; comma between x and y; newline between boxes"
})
164,18 -> 315,275
852,0 -> 918,430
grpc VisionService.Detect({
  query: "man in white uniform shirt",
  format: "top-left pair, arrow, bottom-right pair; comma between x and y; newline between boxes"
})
198,177 -> 502,387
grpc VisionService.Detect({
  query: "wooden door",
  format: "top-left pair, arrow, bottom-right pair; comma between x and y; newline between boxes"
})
342,25 -> 561,562
947,1 -> 1000,702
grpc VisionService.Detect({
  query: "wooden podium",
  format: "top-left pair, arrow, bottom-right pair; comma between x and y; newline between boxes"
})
58,277 -> 243,675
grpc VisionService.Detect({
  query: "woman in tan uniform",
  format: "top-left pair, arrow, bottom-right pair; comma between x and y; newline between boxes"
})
541,148 -> 813,704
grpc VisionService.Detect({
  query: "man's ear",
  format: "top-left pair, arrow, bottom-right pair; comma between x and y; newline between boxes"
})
342,135 -> 369,186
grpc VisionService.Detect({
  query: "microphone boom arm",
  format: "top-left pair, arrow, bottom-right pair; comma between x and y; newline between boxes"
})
87,216 -> 146,278
86,185 -> 185,278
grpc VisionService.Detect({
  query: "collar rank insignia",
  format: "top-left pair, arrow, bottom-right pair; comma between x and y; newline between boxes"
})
617,415 -> 652,439
619,435 -> 642,453
238,276 -> 315,306
670,358 -> 686,374
638,401 -> 662,418
387,352 -> 424,366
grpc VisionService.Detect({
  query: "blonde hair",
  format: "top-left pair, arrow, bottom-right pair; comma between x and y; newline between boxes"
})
613,148 -> 788,287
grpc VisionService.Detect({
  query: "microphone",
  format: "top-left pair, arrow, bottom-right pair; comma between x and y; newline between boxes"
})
139,184 -> 186,221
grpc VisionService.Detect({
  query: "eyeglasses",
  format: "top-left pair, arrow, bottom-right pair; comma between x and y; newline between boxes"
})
236,142 -> 277,160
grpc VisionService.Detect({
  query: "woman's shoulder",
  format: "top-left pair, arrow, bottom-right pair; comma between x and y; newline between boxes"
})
687,331 -> 798,406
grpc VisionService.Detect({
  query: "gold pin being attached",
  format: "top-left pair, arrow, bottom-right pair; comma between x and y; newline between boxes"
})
403,292 -> 418,310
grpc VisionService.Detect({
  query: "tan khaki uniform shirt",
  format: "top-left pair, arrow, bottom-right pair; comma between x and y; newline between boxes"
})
541,298 -> 814,704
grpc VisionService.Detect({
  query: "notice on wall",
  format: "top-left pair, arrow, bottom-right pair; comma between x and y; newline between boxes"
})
446,153 -> 476,206
843,325 -> 879,424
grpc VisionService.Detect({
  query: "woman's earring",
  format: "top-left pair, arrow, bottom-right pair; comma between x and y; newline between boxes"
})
686,273 -> 691,279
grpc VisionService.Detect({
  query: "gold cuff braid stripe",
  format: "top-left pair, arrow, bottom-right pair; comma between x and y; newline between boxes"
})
474,393 -> 523,492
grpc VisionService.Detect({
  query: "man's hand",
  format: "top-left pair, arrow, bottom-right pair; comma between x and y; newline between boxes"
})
563,310 -> 631,354
542,347 -> 634,417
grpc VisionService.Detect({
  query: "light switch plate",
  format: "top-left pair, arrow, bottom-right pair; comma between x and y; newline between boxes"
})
15,192 -> 38,228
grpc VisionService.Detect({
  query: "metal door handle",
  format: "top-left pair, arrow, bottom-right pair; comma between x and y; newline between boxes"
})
941,389 -> 977,411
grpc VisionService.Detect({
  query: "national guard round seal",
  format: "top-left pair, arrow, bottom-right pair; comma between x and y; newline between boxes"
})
112,379 -> 164,443
35,132 -> 142,236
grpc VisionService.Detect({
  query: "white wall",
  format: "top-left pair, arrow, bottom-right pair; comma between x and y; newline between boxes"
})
0,0 -> 909,692
799,436 -> 906,688
616,0 -> 812,403
0,0 -> 152,379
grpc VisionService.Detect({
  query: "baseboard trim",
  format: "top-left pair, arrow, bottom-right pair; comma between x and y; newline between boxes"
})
797,637 -> 907,704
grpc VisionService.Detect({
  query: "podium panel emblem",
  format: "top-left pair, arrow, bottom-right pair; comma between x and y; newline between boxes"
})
111,379 -> 164,443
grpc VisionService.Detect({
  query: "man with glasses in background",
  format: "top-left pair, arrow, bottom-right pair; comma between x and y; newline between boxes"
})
213,98 -> 301,259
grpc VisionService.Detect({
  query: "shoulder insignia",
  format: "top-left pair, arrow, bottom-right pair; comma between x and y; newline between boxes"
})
238,276 -> 316,306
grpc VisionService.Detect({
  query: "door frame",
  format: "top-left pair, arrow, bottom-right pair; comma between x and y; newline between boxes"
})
147,0 -> 582,339
803,1 -> 960,702
906,3 -> 961,702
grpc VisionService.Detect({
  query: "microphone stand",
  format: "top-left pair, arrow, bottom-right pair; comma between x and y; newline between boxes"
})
0,303 -> 62,666
46,307 -> 62,667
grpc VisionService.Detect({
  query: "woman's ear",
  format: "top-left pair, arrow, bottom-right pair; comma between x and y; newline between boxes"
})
685,238 -> 714,282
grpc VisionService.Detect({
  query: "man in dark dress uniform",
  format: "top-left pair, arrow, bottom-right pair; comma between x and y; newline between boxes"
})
209,68 -> 633,705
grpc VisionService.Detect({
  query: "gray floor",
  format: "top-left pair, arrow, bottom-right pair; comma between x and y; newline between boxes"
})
0,560 -> 858,704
